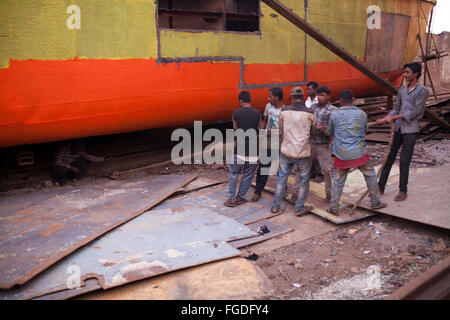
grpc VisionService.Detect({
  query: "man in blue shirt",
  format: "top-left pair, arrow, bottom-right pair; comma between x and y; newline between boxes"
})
326,90 -> 387,215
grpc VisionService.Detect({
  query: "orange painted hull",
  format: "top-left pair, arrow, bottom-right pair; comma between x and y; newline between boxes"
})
0,58 -> 402,148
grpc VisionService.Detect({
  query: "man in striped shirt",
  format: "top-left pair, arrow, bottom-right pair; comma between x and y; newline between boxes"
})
52,140 -> 104,185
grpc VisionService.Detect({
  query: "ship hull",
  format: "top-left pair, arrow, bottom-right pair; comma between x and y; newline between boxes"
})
0,0 -> 434,147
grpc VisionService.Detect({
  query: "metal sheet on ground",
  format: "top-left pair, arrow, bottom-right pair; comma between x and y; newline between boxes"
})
338,164 -> 428,199
347,164 -> 450,230
173,177 -> 228,196
229,220 -> 293,248
155,184 -> 277,225
257,176 -> 376,224
76,257 -> 274,300
0,206 -> 254,300
0,174 -> 196,289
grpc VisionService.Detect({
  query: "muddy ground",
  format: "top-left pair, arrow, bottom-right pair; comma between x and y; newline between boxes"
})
1,138 -> 449,300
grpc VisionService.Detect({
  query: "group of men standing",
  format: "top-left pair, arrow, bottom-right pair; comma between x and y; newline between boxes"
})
225,62 -> 428,216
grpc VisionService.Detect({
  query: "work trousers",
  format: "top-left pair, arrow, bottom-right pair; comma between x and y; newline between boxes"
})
254,148 -> 279,194
378,130 -> 418,193
272,153 -> 311,212
330,160 -> 381,211
227,155 -> 257,201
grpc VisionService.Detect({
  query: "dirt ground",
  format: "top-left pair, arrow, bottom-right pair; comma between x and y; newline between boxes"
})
104,138 -> 450,300
255,214 -> 449,300
1,138 -> 449,300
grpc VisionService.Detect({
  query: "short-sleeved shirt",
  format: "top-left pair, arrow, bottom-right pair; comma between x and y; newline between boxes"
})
263,103 -> 283,150
305,96 -> 318,109
264,103 -> 282,129
232,107 -> 261,158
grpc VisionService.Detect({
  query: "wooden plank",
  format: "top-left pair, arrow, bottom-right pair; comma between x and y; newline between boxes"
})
365,132 -> 393,144
365,13 -> 410,73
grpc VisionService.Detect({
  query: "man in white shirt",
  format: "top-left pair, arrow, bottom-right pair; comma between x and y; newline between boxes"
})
305,81 -> 319,109
305,81 -> 321,179
252,87 -> 284,202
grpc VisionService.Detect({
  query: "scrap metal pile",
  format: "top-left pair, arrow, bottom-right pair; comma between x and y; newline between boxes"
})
0,175 -> 293,300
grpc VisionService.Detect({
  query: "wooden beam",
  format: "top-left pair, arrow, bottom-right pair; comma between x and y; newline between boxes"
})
261,0 -> 398,95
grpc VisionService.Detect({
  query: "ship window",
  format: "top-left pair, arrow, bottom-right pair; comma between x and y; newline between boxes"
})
158,0 -> 260,32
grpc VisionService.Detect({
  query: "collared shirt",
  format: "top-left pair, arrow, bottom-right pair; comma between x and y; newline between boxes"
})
310,102 -> 338,145
305,96 -> 318,109
389,82 -> 429,134
326,106 -> 367,161
279,102 -> 317,159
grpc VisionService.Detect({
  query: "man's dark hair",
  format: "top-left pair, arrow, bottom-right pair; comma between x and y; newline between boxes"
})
291,93 -> 304,101
307,81 -> 319,89
403,62 -> 422,78
238,91 -> 251,103
317,86 -> 330,95
339,89 -> 354,103
269,87 -> 283,100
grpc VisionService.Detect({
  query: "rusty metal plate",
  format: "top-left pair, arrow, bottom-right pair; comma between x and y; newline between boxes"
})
0,206 -> 253,300
0,174 -> 196,289
258,176 -> 377,224
347,164 -> 450,230
173,177 -> 228,196
156,184 -> 277,225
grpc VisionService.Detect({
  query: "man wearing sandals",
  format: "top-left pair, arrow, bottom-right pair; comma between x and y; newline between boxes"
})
376,62 -> 429,201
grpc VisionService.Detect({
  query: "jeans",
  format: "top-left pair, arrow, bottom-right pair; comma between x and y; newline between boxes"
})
272,153 -> 311,212
227,155 -> 257,200
378,130 -> 418,193
254,148 -> 278,194
51,157 -> 85,185
330,160 -> 381,211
